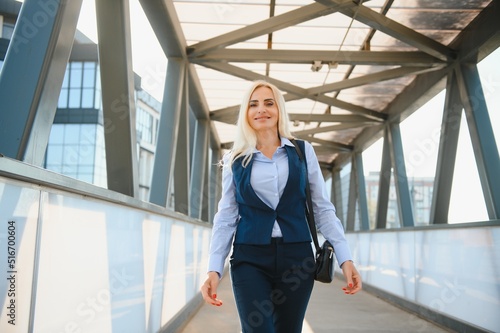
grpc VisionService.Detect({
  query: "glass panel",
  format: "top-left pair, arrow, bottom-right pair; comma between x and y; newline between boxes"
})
95,66 -> 102,109
48,125 -> 64,144
81,88 -> 95,108
64,124 -> 80,144
81,124 -> 96,142
70,62 -> 83,88
1,23 -> 14,39
78,165 -> 94,173
68,88 -> 81,108
78,144 -> 95,165
46,164 -> 62,173
46,145 -> 63,165
77,173 -> 93,183
0,183 -> 40,332
136,107 -> 154,144
82,62 -> 96,88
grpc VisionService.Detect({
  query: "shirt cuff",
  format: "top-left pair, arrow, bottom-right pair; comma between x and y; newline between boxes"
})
208,253 -> 226,278
333,242 -> 353,268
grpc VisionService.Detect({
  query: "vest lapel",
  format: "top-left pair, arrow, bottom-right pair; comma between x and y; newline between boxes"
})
233,157 -> 273,211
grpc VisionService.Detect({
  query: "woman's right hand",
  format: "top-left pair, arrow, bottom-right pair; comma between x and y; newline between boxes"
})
201,271 -> 223,306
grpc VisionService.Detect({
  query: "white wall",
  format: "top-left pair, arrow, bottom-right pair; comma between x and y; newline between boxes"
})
0,176 -> 211,333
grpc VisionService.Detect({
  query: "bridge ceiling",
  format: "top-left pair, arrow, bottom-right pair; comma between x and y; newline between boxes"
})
145,0 -> 496,168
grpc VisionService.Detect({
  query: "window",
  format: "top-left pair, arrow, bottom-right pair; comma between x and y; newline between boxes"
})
136,106 -> 154,144
45,124 -> 99,185
1,22 -> 15,39
58,61 -> 99,109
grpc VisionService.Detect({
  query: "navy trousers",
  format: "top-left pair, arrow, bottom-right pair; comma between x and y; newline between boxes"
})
230,238 -> 315,333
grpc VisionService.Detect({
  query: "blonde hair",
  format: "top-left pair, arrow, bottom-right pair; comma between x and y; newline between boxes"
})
226,80 -> 294,168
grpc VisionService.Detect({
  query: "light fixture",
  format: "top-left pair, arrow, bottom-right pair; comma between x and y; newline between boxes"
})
310,61 -> 323,72
328,61 -> 338,69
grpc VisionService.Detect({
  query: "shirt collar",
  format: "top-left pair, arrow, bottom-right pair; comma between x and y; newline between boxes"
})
251,137 -> 295,154
281,137 -> 295,148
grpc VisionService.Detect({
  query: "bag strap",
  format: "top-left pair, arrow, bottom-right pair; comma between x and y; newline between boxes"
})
290,139 -> 321,253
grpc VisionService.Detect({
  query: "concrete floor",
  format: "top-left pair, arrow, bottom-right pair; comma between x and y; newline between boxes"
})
179,273 -> 451,333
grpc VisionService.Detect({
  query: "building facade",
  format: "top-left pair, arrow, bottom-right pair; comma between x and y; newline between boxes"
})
0,0 -> 161,201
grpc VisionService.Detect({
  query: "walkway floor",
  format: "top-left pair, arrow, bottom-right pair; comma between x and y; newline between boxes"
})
179,272 -> 451,333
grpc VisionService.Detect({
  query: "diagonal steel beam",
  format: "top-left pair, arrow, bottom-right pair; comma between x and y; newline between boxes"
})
139,0 -> 186,58
333,66 -> 450,169
139,0 -> 218,148
0,0 -> 83,164
209,66 -> 439,124
317,0 -> 456,61
308,65 -> 445,95
288,114 -> 381,123
292,122 -> 375,136
96,0 -> 139,197
298,136 -> 353,152
201,61 -> 384,120
187,0 -> 357,57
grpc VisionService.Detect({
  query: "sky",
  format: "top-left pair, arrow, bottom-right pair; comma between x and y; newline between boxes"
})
72,0 -> 499,223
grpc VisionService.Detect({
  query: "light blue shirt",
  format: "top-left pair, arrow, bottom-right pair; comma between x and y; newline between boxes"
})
208,137 -> 353,276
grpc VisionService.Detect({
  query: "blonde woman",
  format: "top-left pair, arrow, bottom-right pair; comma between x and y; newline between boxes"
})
201,80 -> 361,333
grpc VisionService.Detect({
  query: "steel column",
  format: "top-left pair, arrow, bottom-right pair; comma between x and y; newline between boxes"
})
174,68 -> 190,215
201,147 -> 210,222
0,0 -> 83,164
354,153 -> 370,230
346,156 -> 357,231
208,147 -> 222,224
375,128 -> 392,229
331,168 -> 344,226
149,59 -> 186,206
95,0 -> 138,196
387,124 -> 415,227
455,63 -> 500,219
430,70 -> 462,224
190,119 -> 209,220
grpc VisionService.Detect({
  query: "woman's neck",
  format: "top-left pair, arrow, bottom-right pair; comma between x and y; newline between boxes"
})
256,132 -> 281,159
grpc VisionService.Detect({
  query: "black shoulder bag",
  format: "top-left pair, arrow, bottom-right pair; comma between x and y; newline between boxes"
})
291,139 -> 335,283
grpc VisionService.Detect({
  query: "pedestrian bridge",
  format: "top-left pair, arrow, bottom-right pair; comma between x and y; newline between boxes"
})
0,157 -> 498,332
1,0 -> 499,332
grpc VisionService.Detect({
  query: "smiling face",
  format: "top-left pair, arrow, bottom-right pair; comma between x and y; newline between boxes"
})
247,86 -> 279,134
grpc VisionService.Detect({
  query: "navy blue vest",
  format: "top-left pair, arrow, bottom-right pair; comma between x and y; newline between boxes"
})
232,141 -> 312,245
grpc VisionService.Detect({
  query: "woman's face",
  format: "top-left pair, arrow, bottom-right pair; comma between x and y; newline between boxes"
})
247,86 -> 279,133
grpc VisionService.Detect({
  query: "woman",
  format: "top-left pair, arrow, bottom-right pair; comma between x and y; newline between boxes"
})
201,80 -> 361,333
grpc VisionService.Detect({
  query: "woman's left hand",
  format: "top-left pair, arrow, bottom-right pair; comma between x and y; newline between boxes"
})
340,260 -> 362,295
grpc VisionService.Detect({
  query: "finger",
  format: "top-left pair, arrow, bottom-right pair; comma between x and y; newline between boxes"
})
206,291 -> 223,306
345,276 -> 362,294
201,283 -> 223,306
